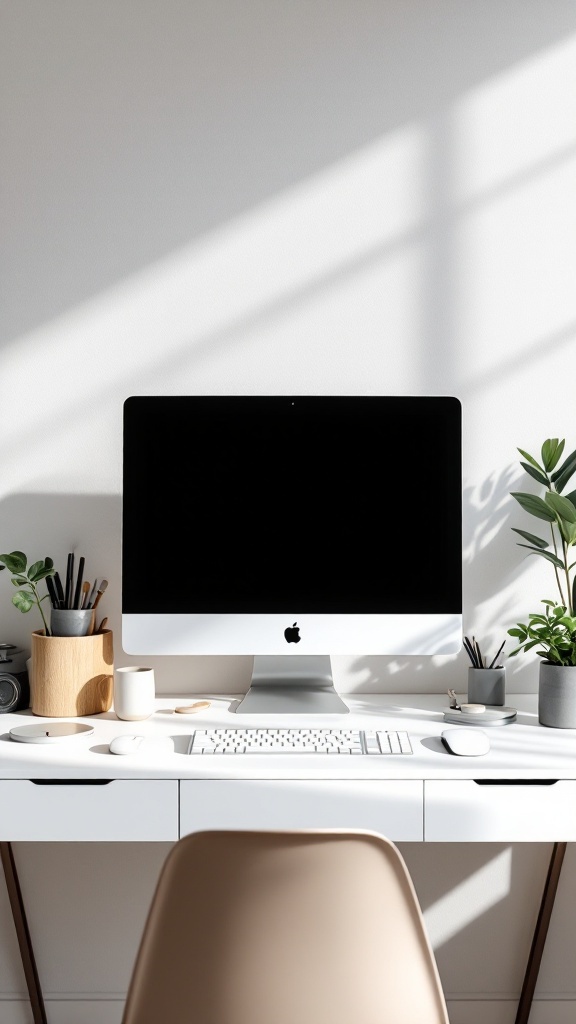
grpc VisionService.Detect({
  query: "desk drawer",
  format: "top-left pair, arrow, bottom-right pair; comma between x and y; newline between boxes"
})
425,780 -> 576,841
180,780 -> 423,840
0,780 -> 179,841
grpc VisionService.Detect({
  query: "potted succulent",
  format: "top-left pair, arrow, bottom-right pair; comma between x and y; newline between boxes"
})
0,551 -> 55,636
507,438 -> 576,726
0,550 -> 113,717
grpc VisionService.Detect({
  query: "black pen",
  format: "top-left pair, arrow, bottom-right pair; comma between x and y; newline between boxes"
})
53,571 -> 65,607
64,552 -> 74,609
46,574 -> 59,609
488,640 -> 506,669
72,555 -> 85,610
463,636 -> 479,667
462,638 -> 469,663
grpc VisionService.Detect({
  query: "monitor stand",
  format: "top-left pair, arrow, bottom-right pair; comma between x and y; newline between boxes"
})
234,655 -> 349,714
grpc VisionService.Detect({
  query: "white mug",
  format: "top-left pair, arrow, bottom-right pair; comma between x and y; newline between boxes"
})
114,666 -> 155,721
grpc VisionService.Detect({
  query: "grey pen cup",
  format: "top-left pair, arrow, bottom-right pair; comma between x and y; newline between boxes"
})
50,607 -> 94,637
467,667 -> 506,706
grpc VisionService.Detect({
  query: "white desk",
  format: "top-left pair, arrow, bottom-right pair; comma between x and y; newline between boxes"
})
0,692 -> 573,1024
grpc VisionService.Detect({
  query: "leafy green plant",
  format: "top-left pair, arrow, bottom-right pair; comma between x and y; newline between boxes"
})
510,437 -> 576,616
508,601 -> 576,666
0,551 -> 55,636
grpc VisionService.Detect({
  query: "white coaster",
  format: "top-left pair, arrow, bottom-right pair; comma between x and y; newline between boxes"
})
9,722 -> 95,743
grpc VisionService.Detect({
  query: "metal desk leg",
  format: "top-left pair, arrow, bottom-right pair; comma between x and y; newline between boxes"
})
0,841 -> 47,1024
514,840 -> 567,1024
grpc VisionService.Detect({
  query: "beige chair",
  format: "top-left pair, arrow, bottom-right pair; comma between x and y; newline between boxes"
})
122,829 -> 449,1024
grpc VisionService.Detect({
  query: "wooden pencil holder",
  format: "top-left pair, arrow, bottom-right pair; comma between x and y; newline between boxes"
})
30,629 -> 114,717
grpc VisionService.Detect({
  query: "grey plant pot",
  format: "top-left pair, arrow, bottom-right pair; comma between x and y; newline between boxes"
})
538,662 -> 576,728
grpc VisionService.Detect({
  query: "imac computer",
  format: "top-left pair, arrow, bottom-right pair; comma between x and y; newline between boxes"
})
122,395 -> 462,713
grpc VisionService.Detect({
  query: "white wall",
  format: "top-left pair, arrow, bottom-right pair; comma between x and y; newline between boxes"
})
1,2 -> 576,1021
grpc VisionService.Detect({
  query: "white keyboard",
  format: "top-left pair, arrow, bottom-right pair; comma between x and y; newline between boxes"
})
188,728 -> 413,755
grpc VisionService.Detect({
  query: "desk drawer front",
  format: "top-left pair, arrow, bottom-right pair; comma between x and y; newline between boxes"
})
425,780 -> 576,841
0,780 -> 179,841
180,780 -> 423,840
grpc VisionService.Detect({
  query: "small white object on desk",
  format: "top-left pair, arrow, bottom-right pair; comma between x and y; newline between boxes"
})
114,666 -> 156,721
460,703 -> 485,714
443,704 -> 517,726
109,734 -> 173,755
441,728 -> 490,756
174,701 -> 211,714
9,722 -> 95,743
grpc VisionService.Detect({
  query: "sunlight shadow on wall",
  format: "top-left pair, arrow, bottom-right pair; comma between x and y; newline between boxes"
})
3,32 -> 576,504
423,847 -> 512,948
2,119 -> 428,495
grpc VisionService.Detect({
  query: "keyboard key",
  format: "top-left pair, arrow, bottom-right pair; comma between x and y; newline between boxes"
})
377,732 -> 391,754
387,731 -> 401,754
364,731 -> 380,754
398,731 -> 413,754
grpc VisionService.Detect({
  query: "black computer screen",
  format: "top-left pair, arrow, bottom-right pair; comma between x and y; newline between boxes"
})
122,395 -> 462,617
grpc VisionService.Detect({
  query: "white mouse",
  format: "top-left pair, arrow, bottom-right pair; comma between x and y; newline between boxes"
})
441,728 -> 490,756
109,734 -> 174,755
109,735 -> 145,755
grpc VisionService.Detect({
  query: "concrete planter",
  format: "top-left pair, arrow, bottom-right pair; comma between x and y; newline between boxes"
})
538,662 -> 576,728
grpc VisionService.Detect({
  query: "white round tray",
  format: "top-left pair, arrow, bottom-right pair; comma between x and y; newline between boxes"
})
442,706 -> 517,727
9,722 -> 95,743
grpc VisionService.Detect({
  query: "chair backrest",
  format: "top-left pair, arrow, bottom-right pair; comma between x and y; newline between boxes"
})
122,829 -> 448,1024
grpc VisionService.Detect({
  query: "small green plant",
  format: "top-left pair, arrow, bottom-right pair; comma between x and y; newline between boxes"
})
510,437 -> 576,615
0,551 -> 55,636
508,601 -> 576,667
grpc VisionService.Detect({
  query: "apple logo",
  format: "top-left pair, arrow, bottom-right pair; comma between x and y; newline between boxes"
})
284,622 -> 301,644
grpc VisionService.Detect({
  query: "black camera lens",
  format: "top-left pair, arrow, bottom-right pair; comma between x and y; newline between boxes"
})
0,674 -> 19,712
